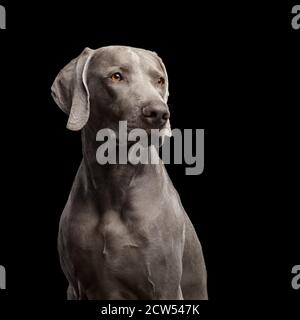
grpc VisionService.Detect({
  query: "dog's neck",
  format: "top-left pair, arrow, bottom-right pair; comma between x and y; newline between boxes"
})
80,125 -> 165,211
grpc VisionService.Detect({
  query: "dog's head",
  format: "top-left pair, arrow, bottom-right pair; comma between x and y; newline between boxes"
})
51,46 -> 171,136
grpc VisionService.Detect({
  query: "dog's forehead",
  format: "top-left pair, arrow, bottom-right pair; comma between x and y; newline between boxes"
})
91,46 -> 161,71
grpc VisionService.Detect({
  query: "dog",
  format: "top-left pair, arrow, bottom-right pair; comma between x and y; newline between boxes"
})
51,45 -> 207,300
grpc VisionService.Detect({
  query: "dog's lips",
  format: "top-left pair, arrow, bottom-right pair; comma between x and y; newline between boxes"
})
161,119 -> 172,137
113,120 -> 172,147
160,126 -> 172,138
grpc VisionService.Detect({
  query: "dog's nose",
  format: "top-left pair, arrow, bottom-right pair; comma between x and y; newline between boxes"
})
142,105 -> 170,128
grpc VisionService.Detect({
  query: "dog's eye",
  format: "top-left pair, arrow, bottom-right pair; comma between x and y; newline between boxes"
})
158,77 -> 165,85
110,72 -> 123,82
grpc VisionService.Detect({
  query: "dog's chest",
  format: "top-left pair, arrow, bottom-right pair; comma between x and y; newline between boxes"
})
62,200 -> 185,298
60,170 -> 186,298
98,207 -> 185,298
98,194 -> 184,253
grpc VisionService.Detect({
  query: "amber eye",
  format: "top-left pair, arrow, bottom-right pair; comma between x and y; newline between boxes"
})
110,72 -> 123,81
158,77 -> 165,85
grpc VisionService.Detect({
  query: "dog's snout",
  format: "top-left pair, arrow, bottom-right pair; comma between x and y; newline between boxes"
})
142,105 -> 170,128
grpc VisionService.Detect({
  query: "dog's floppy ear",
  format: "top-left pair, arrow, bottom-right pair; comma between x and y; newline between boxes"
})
51,47 -> 94,131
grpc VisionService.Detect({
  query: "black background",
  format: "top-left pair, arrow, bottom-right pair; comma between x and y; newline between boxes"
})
0,1 -> 299,318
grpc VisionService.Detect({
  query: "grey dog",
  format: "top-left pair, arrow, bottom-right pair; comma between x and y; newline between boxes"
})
51,46 -> 208,300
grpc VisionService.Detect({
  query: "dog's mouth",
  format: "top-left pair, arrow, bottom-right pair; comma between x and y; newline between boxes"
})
114,122 -> 172,148
160,120 -> 172,138
131,119 -> 172,136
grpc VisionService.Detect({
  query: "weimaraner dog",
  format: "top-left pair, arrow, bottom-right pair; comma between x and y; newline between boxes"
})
51,46 -> 207,300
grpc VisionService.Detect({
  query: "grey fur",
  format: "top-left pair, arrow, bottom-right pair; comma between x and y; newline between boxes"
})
51,46 -> 207,300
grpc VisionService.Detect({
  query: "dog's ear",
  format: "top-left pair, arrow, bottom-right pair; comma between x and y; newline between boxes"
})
51,47 -> 94,131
